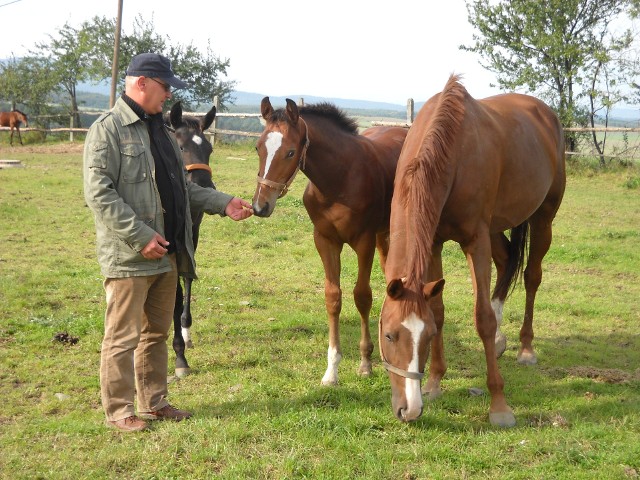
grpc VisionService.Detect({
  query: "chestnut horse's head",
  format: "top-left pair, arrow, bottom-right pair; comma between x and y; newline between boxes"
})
252,97 -> 309,218
379,277 -> 445,422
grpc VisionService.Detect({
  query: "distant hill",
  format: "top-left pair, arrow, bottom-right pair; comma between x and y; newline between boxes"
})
71,81 -> 640,123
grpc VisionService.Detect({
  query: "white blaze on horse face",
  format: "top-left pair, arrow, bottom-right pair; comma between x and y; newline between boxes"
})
192,135 -> 203,145
264,131 -> 284,178
401,313 -> 425,417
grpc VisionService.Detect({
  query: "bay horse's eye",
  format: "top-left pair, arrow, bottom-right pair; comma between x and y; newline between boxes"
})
286,150 -> 295,158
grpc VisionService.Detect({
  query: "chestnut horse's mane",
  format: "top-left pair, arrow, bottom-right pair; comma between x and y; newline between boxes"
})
401,74 -> 467,289
271,102 -> 359,135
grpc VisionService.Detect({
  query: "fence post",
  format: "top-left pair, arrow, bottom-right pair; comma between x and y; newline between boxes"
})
406,98 -> 414,124
69,114 -> 75,142
298,98 -> 304,107
211,95 -> 220,144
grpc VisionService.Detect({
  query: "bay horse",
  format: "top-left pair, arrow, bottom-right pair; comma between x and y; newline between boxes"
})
166,101 -> 217,377
0,110 -> 29,146
378,75 -> 565,427
252,97 -> 408,385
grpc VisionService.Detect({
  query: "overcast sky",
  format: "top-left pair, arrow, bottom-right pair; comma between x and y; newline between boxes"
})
0,0 -> 505,105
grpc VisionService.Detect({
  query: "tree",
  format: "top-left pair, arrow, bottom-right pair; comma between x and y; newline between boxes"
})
0,55 -> 60,130
32,22 -> 98,129
82,14 -> 236,112
462,0 -> 640,162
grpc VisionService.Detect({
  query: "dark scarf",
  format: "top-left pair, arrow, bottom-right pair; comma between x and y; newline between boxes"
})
122,94 -> 186,254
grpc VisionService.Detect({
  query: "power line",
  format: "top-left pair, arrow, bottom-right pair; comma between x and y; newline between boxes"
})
0,0 -> 23,8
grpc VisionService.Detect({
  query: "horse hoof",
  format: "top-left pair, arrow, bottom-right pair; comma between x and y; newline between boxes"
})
517,350 -> 538,365
185,340 -> 194,349
495,333 -> 507,358
489,411 -> 516,428
422,383 -> 443,400
175,367 -> 191,378
357,363 -> 373,377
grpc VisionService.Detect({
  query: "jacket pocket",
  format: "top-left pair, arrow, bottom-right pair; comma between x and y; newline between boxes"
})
88,142 -> 108,169
120,144 -> 148,183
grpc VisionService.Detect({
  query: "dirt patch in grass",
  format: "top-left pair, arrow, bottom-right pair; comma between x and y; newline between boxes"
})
0,142 -> 84,155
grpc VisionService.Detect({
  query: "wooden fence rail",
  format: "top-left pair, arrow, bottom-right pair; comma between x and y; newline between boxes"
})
3,96 -> 640,162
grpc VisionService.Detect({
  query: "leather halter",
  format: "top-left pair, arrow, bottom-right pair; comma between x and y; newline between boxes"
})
378,315 -> 425,381
185,163 -> 212,175
256,118 -> 310,199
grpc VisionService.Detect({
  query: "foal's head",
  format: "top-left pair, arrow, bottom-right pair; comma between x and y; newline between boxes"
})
167,101 -> 216,189
252,97 -> 309,217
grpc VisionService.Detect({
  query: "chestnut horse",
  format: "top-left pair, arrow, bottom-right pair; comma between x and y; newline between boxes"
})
253,97 -> 408,385
166,101 -> 217,377
0,110 -> 29,146
378,75 -> 565,426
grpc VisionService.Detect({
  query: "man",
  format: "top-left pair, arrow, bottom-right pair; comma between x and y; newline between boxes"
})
83,53 -> 253,432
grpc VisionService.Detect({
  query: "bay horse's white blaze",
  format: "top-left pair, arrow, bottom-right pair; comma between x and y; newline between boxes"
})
321,346 -> 342,385
492,298 -> 507,357
192,134 -> 203,145
401,313 -> 425,420
264,131 -> 283,177
255,131 -> 284,207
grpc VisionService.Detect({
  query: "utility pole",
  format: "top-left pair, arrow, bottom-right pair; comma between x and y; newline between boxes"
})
109,0 -> 124,108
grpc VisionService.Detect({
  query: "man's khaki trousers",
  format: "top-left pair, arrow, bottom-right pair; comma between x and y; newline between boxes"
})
100,255 -> 177,421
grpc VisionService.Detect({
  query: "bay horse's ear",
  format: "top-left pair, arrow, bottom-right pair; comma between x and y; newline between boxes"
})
169,101 -> 184,128
285,98 -> 299,124
387,278 -> 405,300
423,279 -> 445,300
261,97 -> 274,121
202,105 -> 216,131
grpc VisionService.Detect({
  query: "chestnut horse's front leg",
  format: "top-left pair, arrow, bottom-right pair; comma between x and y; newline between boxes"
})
464,230 -> 516,428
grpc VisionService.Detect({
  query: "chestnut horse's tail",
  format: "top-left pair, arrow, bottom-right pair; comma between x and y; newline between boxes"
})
493,222 -> 529,300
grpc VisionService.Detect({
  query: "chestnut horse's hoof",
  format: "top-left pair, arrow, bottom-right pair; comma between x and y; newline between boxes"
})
517,349 -> 538,365
489,411 -> 516,428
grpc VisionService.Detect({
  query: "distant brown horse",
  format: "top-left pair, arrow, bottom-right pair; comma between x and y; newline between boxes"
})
0,110 -> 28,146
252,97 -> 408,385
378,75 -> 565,427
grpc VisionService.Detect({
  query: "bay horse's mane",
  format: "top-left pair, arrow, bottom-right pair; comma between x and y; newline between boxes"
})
271,102 -> 359,135
402,74 -> 467,289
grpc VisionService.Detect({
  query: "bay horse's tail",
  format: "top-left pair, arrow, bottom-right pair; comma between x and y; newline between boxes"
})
493,222 -> 529,300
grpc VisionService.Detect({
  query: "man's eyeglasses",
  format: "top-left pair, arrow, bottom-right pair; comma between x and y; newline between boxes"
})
148,77 -> 171,93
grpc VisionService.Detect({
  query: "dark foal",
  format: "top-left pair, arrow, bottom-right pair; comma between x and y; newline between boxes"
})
166,101 -> 217,377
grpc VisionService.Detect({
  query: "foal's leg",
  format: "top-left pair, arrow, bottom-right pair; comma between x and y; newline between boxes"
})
422,243 -> 447,400
351,235 -> 378,377
314,230 -> 344,386
464,231 -> 515,427
490,232 -> 510,358
181,277 -> 194,348
173,280 -> 190,377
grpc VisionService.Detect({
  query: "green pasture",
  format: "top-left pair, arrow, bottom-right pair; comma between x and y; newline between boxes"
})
0,143 -> 639,479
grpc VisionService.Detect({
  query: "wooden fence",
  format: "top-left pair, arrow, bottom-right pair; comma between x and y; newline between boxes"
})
3,96 -> 640,162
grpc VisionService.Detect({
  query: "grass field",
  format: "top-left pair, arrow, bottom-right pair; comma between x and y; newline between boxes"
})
0,142 -> 639,479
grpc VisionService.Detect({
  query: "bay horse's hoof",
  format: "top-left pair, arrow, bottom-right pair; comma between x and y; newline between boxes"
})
175,367 -> 191,378
517,349 -> 538,365
489,411 -> 516,428
495,332 -> 507,358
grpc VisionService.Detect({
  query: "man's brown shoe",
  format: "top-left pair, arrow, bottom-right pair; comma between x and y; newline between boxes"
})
139,404 -> 192,421
106,415 -> 148,432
